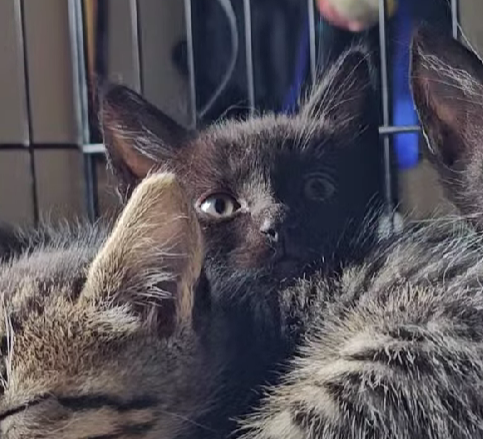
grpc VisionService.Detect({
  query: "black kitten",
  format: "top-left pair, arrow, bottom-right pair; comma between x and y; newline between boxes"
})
100,42 -> 384,307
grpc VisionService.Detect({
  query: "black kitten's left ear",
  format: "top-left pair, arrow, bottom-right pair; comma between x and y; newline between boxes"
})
301,43 -> 376,128
411,24 -> 483,170
99,83 -> 193,200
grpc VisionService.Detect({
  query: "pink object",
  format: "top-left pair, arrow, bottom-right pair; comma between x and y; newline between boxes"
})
316,0 -> 367,32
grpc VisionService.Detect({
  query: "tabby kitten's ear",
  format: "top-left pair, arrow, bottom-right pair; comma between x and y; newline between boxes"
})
82,172 -> 203,335
411,25 -> 483,220
301,43 -> 376,130
99,84 -> 193,199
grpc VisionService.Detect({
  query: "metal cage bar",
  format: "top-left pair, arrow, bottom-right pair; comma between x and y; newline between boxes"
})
377,0 -> 395,211
307,0 -> 317,82
451,0 -> 459,39
18,0 -> 39,225
70,0 -> 101,222
243,0 -> 255,112
79,0 -> 101,221
184,0 -> 197,128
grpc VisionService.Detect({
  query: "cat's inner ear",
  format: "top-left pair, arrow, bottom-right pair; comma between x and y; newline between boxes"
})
301,43 -> 375,128
411,24 -> 483,169
81,172 -> 203,335
99,83 -> 192,198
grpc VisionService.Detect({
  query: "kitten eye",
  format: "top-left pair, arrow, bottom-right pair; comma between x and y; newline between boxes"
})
303,175 -> 335,202
198,194 -> 241,219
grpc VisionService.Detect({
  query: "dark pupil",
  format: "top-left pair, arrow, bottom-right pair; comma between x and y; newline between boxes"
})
310,180 -> 325,197
214,198 -> 226,214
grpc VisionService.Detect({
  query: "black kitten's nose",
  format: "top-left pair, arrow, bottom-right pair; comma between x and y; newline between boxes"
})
260,219 -> 279,243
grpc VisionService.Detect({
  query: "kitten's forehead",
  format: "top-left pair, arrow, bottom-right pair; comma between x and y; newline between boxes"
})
205,114 -> 333,153
196,114 -> 339,177
178,110 -> 369,200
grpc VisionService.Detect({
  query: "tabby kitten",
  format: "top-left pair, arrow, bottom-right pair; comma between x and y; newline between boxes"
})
240,25 -> 483,439
0,172 -> 220,438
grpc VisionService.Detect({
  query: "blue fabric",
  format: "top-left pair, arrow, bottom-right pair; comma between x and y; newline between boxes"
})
281,18 -> 310,114
392,0 -> 419,169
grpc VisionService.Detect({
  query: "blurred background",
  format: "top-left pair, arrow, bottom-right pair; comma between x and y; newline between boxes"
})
0,0 -> 478,226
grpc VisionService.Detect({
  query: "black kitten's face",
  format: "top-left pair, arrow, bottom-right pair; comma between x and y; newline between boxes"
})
100,43 -> 382,287
178,115 -> 380,280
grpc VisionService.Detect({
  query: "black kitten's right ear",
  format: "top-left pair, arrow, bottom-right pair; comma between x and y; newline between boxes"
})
99,83 -> 192,199
301,42 -> 376,131
411,25 -> 483,174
